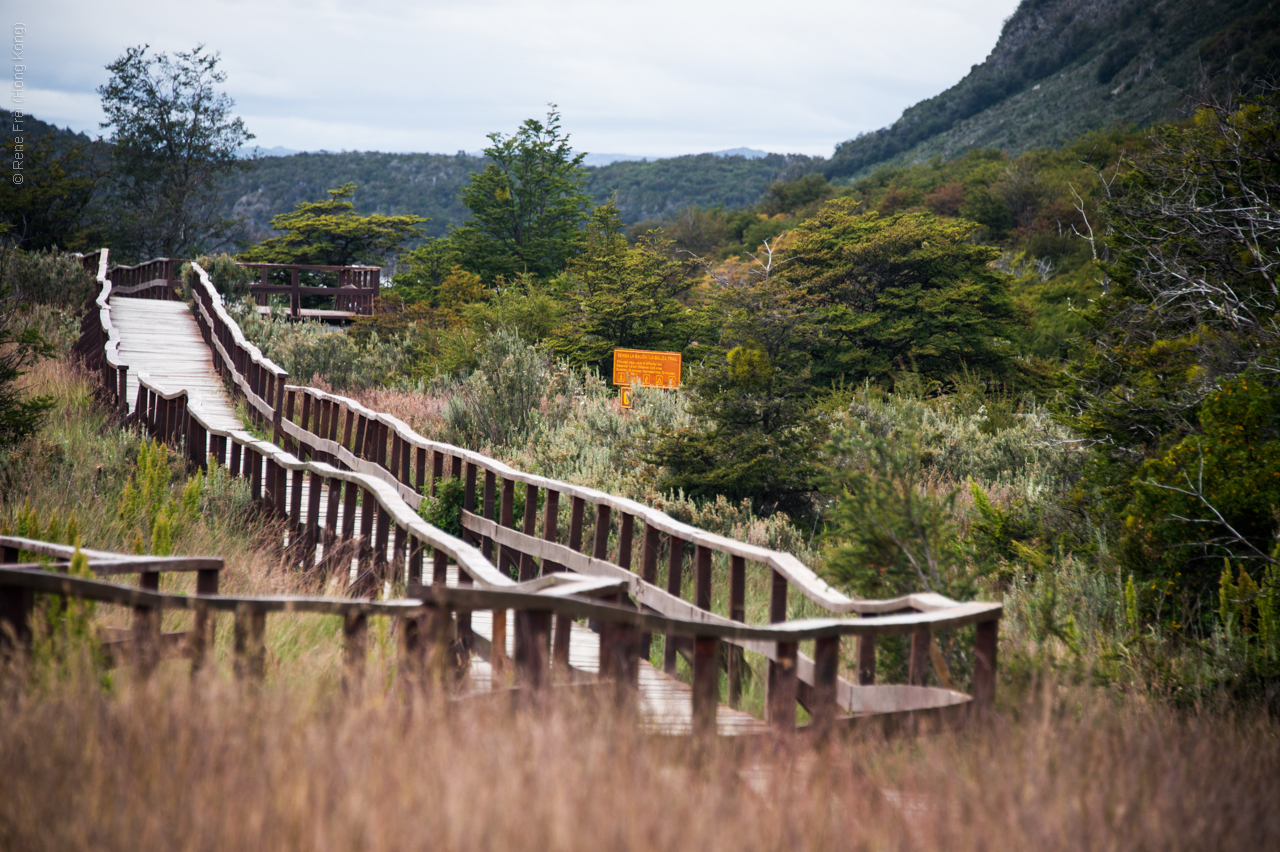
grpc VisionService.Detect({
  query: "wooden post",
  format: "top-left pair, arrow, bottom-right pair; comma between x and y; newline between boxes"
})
272,374 -> 287,448
972,619 -> 998,716
592,504 -> 611,560
343,612 -> 367,692
318,400 -> 331,463
374,501 -> 391,577
768,641 -> 798,730
568,496 -> 585,553
617,513 -> 634,570
324,475 -> 342,557
297,392 -> 310,460
233,609 -> 267,681
695,545 -> 712,611
728,554 -> 746,707
639,522 -> 660,659
663,537 -> 684,675
414,447 -> 426,497
408,534 -> 424,586
190,568 -> 220,674
767,569 -> 789,720
692,636 -> 719,740
342,406 -> 355,456
498,477 -> 516,577
230,439 -> 242,477
117,365 -> 128,416
431,451 -> 444,497
392,523 -> 407,587
359,488 -> 376,568
249,449 -> 262,505
389,434 -> 402,485
341,480 -> 358,543
541,490 -> 561,575
284,390 -> 297,455
857,632 -> 877,685
432,543 -> 448,585
812,636 -> 840,737
514,609 -> 551,693
519,483 -> 538,581
352,415 -> 367,461
305,471 -> 323,567
462,463 -> 478,547
290,267 -> 300,318
290,469 -> 305,541
909,629 -> 931,686
481,471 -> 496,562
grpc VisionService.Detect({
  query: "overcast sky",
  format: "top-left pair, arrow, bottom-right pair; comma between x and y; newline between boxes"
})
18,0 -> 1021,159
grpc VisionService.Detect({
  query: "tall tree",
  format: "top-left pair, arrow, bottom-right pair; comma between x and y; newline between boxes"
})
452,108 -> 591,281
240,183 -> 427,267
0,125 -> 105,251
647,237 -> 820,515
98,44 -> 252,260
551,203 -> 689,375
788,200 -> 1022,385
1063,91 -> 1280,592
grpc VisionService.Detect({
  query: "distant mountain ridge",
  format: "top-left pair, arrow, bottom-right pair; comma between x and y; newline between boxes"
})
217,148 -> 816,241
826,0 -> 1280,179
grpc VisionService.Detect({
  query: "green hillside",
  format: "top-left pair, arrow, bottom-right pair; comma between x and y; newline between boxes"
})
826,0 -> 1280,179
217,148 -> 819,242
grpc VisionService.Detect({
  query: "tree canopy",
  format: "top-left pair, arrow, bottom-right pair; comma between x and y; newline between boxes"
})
239,183 -> 427,267
451,108 -> 591,281
788,201 -> 1023,385
97,44 -> 252,260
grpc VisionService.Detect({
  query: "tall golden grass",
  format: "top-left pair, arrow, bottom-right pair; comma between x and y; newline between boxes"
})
0,667 -> 1275,852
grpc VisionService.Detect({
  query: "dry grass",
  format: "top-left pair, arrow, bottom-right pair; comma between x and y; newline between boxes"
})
3,357 -> 1278,850
0,668 -> 1274,852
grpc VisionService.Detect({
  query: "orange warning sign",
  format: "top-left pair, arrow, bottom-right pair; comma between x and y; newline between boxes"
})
619,386 -> 634,409
612,348 -> 682,389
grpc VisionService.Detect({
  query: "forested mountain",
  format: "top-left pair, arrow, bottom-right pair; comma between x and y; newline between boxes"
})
216,148 -> 819,241
825,0 -> 1280,179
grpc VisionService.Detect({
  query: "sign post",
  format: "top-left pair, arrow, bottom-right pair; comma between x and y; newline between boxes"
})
612,348 -> 681,409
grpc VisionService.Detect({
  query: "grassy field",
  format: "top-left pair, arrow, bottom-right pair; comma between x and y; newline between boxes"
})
2,351 -> 1277,851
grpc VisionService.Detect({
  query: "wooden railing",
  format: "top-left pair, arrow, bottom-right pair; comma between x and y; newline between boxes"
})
67,254 -> 1003,733
240,262 -> 379,317
107,257 -> 186,299
0,536 -> 221,671
186,261 -> 1002,720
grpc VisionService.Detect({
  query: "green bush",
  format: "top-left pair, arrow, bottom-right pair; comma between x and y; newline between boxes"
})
235,305 -> 408,390
182,254 -> 255,299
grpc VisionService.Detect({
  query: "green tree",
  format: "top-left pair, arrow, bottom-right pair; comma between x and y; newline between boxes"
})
788,200 -> 1022,385
452,108 -> 591,281
239,182 -> 426,267
550,203 -> 689,375
0,130 -> 104,251
1063,92 -> 1280,595
648,237 -> 819,515
97,45 -> 253,260
0,245 -> 56,447
390,236 -> 461,305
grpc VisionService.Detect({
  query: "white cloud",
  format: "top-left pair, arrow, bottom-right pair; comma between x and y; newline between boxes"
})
17,0 -> 1021,156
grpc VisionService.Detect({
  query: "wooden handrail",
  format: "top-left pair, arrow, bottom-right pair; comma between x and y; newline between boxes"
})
69,255 -> 1002,730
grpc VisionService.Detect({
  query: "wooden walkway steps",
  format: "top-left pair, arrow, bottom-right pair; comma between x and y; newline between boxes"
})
111,297 -> 241,430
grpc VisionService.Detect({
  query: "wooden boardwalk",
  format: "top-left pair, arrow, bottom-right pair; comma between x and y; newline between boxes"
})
276,479 -> 767,736
111,297 -> 241,430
